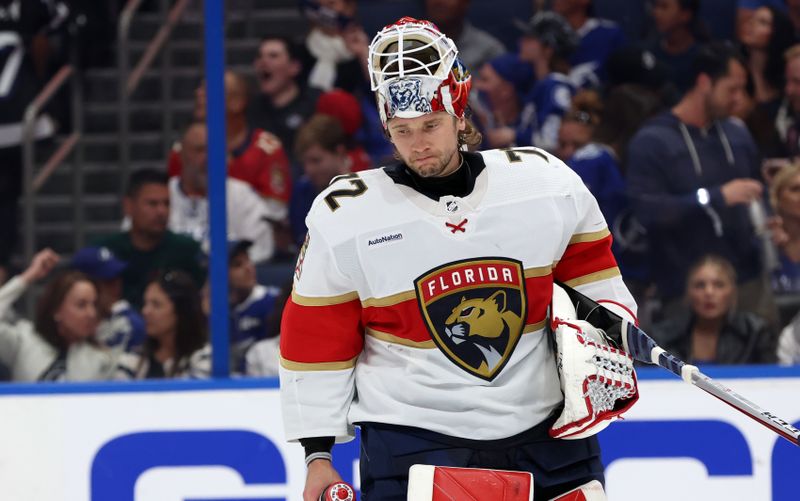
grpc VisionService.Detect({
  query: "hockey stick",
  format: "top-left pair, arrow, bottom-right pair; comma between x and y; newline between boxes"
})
554,280 -> 800,447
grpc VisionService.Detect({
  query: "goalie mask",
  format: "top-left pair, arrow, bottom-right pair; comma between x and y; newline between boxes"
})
368,16 -> 472,128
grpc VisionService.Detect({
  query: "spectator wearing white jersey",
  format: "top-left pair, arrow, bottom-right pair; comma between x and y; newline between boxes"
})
0,248 -> 119,381
168,121 -> 281,264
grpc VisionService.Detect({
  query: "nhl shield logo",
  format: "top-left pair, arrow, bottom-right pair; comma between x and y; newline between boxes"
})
415,258 -> 527,381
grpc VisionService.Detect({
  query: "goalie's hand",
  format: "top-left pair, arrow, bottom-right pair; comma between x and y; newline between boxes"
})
304,459 -> 343,501
549,317 -> 638,440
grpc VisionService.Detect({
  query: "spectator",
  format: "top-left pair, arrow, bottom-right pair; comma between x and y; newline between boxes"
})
168,121 -> 281,264
627,42 -> 771,321
651,255 -> 777,364
301,0 -> 370,92
513,12 -> 579,150
645,0 -> 706,95
424,0 -> 506,71
552,0 -> 627,89
315,88 -> 372,172
605,46 -> 678,108
245,281 -> 290,377
169,70 -> 292,217
737,5 -> 795,156
473,53 -> 535,149
70,246 -> 145,354
768,162 -> 800,293
290,114 -> 352,245
775,45 -> 800,157
0,0 -> 67,284
95,168 -> 205,309
118,270 -> 210,379
737,0 -> 788,40
0,249 -> 119,381
224,240 -> 282,375
555,90 -> 625,227
777,309 -> 800,363
248,35 -> 322,161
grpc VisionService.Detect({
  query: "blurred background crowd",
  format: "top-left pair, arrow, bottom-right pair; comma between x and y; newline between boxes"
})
2,0 -> 800,383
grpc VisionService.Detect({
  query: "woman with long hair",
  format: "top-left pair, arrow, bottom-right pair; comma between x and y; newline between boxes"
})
651,255 -> 776,364
738,5 -> 796,154
0,249 -> 118,381
120,270 -> 210,378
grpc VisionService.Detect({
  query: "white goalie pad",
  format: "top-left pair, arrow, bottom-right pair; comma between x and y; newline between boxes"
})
549,286 -> 638,440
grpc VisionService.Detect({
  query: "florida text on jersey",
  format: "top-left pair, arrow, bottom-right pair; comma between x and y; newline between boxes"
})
279,147 -> 636,443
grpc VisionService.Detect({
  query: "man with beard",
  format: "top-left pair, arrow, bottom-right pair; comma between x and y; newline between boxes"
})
280,16 -> 639,501
95,168 -> 205,309
627,42 -> 769,320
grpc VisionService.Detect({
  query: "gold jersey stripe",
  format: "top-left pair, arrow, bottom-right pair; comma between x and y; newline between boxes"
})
563,267 -> 621,287
362,290 -> 417,308
524,265 -> 552,278
523,319 -> 547,333
568,228 -> 611,245
366,328 -> 436,348
280,355 -> 359,371
291,290 -> 360,307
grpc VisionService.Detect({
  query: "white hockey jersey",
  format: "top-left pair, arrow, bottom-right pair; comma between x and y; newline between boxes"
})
167,177 -> 284,263
279,148 -> 636,443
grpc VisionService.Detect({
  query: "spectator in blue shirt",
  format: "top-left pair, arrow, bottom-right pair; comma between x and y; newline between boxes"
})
627,42 -> 774,323
290,114 -> 352,245
513,12 -> 579,151
226,240 -> 282,374
70,246 -> 145,354
552,0 -> 628,88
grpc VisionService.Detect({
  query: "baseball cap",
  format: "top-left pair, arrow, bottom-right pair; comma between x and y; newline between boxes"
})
70,246 -> 128,280
513,12 -> 579,60
227,240 -> 253,263
488,54 -> 535,95
316,89 -> 363,137
606,47 -> 670,90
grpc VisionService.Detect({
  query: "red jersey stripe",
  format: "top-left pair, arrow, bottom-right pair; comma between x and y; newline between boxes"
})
280,296 -> 364,364
554,234 -> 618,283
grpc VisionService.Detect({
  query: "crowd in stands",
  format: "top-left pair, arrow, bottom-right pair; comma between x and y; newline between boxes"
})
7,0 -> 800,382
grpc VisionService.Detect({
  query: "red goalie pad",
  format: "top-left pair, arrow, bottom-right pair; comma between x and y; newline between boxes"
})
407,464 -> 533,501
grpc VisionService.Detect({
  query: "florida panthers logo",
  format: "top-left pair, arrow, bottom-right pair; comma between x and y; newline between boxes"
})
416,258 -> 527,380
388,78 -> 432,117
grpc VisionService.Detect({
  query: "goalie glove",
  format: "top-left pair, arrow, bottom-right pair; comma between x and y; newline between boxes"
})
548,285 -> 638,440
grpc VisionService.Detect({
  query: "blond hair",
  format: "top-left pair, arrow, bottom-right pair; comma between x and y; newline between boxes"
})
769,162 -> 800,213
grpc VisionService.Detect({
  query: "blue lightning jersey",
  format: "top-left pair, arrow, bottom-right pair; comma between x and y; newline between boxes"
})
517,73 -> 575,151
231,284 -> 281,372
569,18 -> 627,89
566,143 -> 626,227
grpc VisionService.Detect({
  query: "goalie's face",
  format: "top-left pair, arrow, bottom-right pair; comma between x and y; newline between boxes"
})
387,112 -> 465,177
687,263 -> 736,321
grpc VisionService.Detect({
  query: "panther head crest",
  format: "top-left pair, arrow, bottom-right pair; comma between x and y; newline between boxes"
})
443,290 -> 523,372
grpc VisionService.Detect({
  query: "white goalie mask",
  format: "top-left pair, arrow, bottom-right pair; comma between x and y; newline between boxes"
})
367,16 -> 472,128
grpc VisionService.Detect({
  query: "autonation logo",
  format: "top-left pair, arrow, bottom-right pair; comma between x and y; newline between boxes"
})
368,232 -> 403,246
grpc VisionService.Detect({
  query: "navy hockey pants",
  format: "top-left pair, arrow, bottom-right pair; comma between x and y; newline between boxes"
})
357,413 -> 604,500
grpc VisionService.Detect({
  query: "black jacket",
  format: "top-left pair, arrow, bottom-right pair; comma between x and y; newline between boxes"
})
650,309 -> 777,364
